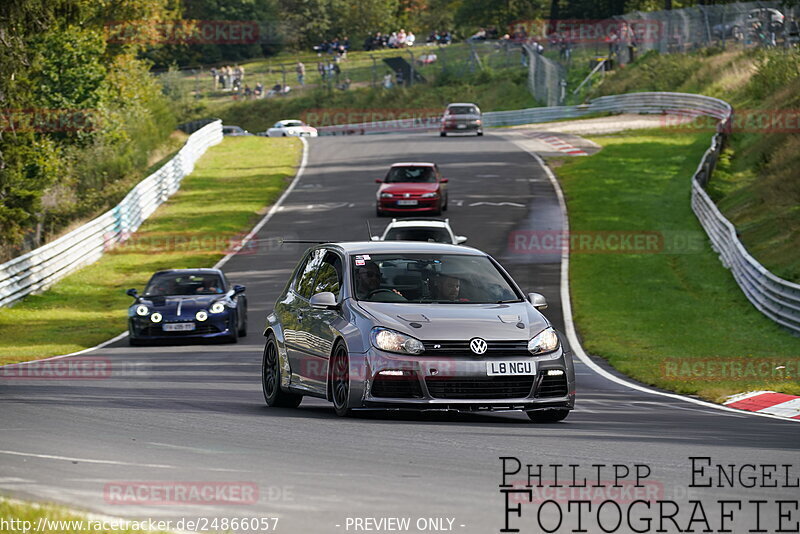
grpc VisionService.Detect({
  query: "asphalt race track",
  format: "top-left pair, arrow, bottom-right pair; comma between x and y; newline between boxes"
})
1,132 -> 798,534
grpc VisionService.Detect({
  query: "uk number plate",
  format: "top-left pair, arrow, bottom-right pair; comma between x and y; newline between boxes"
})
163,323 -> 195,332
486,361 -> 536,376
397,199 -> 418,206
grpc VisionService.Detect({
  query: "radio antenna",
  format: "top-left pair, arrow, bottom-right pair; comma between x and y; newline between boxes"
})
366,219 -> 373,240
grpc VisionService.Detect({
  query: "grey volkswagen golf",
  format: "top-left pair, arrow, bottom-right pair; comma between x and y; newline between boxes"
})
261,241 -> 575,422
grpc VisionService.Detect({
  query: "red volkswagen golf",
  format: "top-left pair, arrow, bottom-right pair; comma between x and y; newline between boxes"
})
375,162 -> 449,216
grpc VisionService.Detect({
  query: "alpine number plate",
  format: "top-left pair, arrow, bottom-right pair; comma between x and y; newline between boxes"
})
163,323 -> 195,332
486,361 -> 536,376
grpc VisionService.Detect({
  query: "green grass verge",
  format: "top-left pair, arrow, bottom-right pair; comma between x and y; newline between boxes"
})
0,137 -> 301,364
0,499 -> 168,534
554,129 -> 800,402
586,48 -> 800,282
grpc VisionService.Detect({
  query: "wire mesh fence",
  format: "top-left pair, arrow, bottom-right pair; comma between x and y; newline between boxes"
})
518,1 -> 797,105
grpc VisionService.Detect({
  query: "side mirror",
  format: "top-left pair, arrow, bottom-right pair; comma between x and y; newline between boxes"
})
455,236 -> 468,244
375,179 -> 383,184
309,291 -> 338,309
440,178 -> 449,183
233,284 -> 246,294
528,292 -> 548,310
126,288 -> 139,300
371,236 -> 380,241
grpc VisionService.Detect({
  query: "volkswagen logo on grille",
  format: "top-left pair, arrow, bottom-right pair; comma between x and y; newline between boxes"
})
469,338 -> 488,355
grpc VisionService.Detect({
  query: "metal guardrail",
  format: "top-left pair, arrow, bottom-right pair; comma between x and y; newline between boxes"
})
489,91 -> 799,335
0,120 -> 223,308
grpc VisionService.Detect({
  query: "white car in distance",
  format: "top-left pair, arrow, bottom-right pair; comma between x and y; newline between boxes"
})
264,120 -> 318,137
372,218 -> 467,245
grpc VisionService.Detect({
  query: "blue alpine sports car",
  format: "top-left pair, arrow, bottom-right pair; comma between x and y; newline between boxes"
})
126,268 -> 247,345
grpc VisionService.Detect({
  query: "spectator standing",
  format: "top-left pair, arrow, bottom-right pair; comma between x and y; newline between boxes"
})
296,61 -> 306,86
317,61 -> 325,79
210,67 -> 218,90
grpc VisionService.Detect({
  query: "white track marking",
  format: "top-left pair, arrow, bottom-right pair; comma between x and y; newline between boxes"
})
0,449 -> 175,469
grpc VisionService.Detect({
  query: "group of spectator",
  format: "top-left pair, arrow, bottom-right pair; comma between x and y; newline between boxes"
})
210,65 -> 245,91
425,30 -> 453,45
363,29 -> 417,50
313,37 -> 350,59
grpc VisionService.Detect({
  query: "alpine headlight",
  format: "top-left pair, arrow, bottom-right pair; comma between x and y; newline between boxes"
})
421,192 -> 438,198
150,312 -> 162,323
210,302 -> 225,314
528,327 -> 560,356
136,305 -> 149,316
196,310 -> 208,322
370,327 -> 425,355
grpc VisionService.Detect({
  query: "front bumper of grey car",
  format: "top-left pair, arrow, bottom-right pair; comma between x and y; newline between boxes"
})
349,346 -> 575,412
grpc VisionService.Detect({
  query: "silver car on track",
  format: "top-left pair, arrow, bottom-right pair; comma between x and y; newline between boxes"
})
261,241 -> 575,422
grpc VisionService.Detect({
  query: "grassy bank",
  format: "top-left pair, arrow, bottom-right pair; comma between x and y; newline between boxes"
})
553,129 -> 800,401
588,48 -> 800,282
214,68 -> 534,133
0,137 -> 301,364
0,499 -> 167,534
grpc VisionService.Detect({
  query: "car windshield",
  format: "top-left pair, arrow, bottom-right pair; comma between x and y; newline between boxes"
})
144,273 -> 224,296
448,106 -> 477,115
351,254 -> 521,304
281,121 -> 303,127
384,227 -> 451,243
384,166 -> 436,183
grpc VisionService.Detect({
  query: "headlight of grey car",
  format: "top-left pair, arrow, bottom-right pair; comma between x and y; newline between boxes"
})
528,327 -> 560,358
370,327 -> 425,355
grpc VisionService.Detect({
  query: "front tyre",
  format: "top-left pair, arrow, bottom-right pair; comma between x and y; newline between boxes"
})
331,342 -> 351,417
526,408 -> 569,423
262,335 -> 303,408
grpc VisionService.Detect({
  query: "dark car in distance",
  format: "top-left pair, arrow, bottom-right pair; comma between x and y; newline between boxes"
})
375,162 -> 449,217
440,103 -> 483,136
127,268 -> 247,345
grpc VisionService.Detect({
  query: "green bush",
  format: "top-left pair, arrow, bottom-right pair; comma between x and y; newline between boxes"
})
747,49 -> 800,101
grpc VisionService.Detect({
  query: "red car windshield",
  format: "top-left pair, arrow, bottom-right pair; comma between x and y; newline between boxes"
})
384,166 -> 436,183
